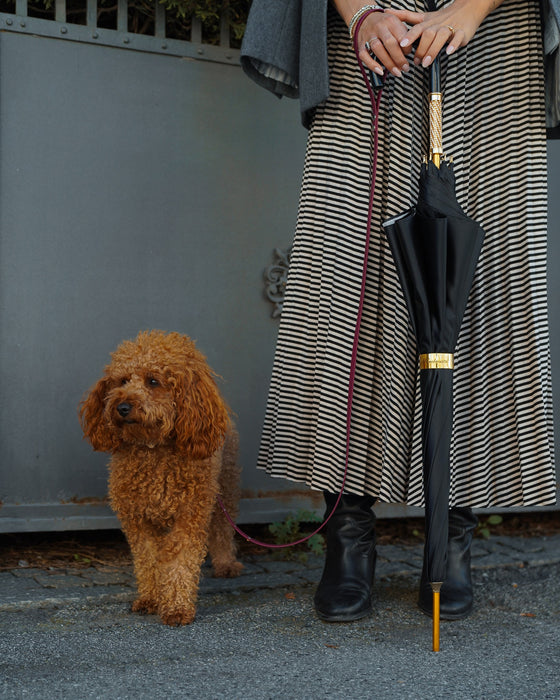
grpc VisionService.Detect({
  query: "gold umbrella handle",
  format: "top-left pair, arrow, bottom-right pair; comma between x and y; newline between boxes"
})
429,92 -> 443,168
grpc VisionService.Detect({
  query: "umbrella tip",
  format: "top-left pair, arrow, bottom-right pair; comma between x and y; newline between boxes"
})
431,582 -> 443,653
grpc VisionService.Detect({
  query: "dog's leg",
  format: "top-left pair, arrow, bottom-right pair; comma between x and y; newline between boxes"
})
110,464 -> 160,616
208,429 -> 243,578
154,523 -> 208,626
125,528 -> 160,616
207,506 -> 243,578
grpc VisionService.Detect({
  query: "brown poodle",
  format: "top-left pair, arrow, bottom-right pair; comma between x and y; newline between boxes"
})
79,330 -> 242,626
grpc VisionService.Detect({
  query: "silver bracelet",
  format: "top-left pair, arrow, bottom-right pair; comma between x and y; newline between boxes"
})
348,5 -> 384,40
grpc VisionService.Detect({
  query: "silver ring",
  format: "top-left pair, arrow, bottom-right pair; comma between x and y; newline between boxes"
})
365,38 -> 378,55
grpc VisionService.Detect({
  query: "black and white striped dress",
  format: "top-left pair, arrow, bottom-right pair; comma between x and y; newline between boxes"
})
258,0 -> 556,508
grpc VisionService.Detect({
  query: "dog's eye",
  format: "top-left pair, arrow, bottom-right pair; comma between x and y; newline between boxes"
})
147,377 -> 160,388
120,378 -> 129,386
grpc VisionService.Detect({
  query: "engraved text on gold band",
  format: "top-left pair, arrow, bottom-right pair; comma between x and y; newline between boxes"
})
419,353 -> 454,370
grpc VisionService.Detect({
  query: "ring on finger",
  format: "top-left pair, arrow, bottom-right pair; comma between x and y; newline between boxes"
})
447,25 -> 455,39
365,37 -> 379,55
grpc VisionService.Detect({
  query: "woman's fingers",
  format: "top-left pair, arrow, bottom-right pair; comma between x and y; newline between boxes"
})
386,8 -> 426,26
387,0 -> 487,65
362,36 -> 409,77
354,5 -> 475,76
409,23 -> 468,65
445,28 -> 466,55
413,24 -> 456,67
357,12 -> 411,77
359,44 -> 386,76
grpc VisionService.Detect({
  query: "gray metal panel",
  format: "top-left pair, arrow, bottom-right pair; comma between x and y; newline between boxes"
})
546,138 -> 560,477
0,29 -> 310,528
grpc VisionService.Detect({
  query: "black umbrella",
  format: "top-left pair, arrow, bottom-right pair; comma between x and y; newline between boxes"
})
382,59 -> 485,651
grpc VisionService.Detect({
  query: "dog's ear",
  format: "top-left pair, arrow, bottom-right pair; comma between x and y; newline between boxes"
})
172,365 -> 230,460
78,377 -> 119,452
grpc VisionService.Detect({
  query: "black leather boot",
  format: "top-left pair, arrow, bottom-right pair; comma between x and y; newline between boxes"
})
314,491 -> 377,622
418,506 -> 478,620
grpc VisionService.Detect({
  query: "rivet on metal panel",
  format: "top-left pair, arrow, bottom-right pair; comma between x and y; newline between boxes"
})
6,18 -> 13,25
162,43 -> 167,50
197,48 -> 204,55
20,21 -> 26,27
92,32 -> 99,39
123,37 -> 130,44
60,26 -> 68,34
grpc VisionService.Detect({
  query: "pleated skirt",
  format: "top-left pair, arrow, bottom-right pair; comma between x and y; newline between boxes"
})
257,0 -> 557,507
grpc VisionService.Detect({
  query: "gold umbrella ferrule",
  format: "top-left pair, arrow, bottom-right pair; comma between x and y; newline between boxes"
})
431,582 -> 443,653
419,353 -> 454,370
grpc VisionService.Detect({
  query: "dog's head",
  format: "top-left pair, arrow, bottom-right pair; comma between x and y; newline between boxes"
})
79,330 -> 230,459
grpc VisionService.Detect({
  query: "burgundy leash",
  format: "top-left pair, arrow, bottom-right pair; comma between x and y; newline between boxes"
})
217,11 -> 385,548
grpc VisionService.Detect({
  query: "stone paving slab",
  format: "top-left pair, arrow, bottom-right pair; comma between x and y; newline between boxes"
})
1,534 -> 559,613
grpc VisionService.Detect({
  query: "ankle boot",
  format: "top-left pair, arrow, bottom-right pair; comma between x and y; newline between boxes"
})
314,491 -> 377,622
418,506 -> 478,620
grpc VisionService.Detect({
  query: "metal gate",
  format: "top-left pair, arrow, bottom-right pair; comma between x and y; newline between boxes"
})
0,0 -> 318,531
0,2 -> 558,532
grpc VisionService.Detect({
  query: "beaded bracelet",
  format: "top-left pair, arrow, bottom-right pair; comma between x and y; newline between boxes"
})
348,4 -> 384,40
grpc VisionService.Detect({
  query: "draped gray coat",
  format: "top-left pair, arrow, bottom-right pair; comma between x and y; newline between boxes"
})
240,0 -> 329,127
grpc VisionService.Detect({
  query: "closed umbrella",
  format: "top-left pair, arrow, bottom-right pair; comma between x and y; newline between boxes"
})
383,59 -> 485,651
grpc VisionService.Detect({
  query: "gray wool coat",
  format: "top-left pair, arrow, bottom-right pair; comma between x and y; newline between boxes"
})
240,0 -> 329,127
544,0 -> 560,126
240,0 -> 560,129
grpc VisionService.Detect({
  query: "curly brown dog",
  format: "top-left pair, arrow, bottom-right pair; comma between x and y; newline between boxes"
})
79,330 -> 242,626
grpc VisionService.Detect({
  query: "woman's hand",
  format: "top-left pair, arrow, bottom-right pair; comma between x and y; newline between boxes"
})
355,10 -> 412,77
386,0 -> 503,68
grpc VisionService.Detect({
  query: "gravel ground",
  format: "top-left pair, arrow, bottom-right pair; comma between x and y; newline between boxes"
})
0,535 -> 559,700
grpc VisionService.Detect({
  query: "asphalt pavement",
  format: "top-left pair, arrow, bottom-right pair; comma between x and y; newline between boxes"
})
1,533 -> 559,699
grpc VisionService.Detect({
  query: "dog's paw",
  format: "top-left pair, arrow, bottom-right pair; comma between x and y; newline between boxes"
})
213,560 -> 243,578
132,597 -> 158,615
160,607 -> 196,627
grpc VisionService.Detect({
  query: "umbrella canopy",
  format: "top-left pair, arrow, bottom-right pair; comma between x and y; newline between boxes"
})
382,60 -> 485,650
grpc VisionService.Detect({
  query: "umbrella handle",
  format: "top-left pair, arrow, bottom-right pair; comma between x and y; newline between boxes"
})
428,57 -> 443,167
429,56 -> 441,93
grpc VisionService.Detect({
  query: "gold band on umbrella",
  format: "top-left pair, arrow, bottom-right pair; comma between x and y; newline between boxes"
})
419,353 -> 454,370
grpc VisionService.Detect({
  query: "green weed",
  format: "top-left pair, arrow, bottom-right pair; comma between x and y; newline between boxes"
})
268,509 -> 325,561
476,514 -> 503,540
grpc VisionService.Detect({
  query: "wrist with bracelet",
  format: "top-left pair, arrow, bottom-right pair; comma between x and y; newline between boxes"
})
348,4 -> 384,40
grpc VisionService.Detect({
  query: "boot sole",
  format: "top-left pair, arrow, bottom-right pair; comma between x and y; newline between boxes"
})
315,606 -> 373,623
417,602 -> 473,621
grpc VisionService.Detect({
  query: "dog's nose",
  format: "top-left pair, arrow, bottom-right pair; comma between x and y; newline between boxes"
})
117,402 -> 133,418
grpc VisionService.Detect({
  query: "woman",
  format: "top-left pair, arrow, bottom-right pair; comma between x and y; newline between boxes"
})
241,0 -> 556,622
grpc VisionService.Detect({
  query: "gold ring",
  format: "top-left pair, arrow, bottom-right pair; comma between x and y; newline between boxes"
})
447,25 -> 455,38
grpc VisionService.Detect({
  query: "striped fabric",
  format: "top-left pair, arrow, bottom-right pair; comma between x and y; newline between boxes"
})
257,0 -> 557,507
